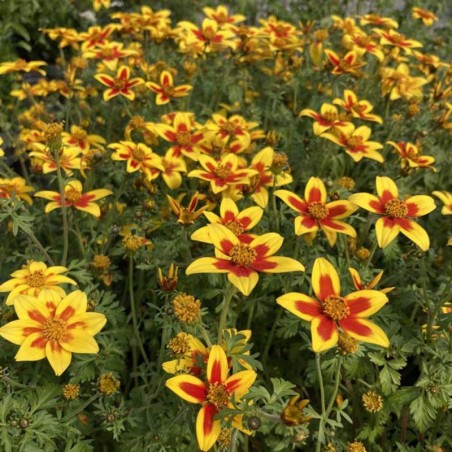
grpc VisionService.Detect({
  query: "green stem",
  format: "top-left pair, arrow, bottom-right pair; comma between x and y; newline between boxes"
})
217,283 -> 236,343
229,429 -> 238,452
246,298 -> 256,330
342,234 -> 351,268
54,149 -> 69,266
365,240 -> 378,271
326,358 -> 342,418
180,226 -> 192,264
24,228 -> 55,266
61,393 -> 99,422
129,258 -> 149,366
315,353 -> 326,452
199,325 -> 212,347
263,309 -> 282,372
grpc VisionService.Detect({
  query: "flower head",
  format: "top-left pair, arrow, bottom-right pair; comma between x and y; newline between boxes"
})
166,345 -> 256,451
146,70 -> 192,105
432,191 -> 452,215
349,176 -> 436,250
412,7 -> 438,27
35,180 -> 112,218
167,192 -> 208,225
275,177 -> 358,246
333,90 -> 382,124
0,290 -> 106,375
387,141 -> 435,171
277,257 -> 389,352
0,261 -> 76,305
94,65 -> 144,101
186,224 -> 304,296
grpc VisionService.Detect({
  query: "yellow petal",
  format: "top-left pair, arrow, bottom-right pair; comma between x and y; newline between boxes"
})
207,345 -> 228,384
260,256 -> 305,273
186,257 -> 229,275
228,271 -> 259,296
0,320 -> 41,345
312,257 -> 341,301
375,217 -> 400,248
15,332 -> 47,360
196,404 -> 221,452
311,315 -> 339,352
59,330 -> 100,354
277,292 -> 322,321
399,219 -> 430,251
166,374 -> 206,404
376,176 -> 398,199
46,341 -> 72,376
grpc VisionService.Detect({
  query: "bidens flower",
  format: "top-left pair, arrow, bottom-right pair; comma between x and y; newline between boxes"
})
0,261 -> 76,305
94,65 -> 144,101
349,176 -> 435,250
0,290 -> 107,376
166,345 -> 256,451
186,224 -> 304,296
277,258 -> 389,352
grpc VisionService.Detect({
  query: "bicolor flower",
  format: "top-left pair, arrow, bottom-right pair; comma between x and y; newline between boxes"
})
203,5 -> 246,25
349,176 -> 436,250
321,123 -> 384,163
324,49 -> 366,76
186,224 -> 305,296
275,177 -> 358,246
380,63 -> 428,101
412,7 -> 438,26
159,150 -> 187,189
0,177 -> 35,205
277,258 -> 390,352
348,268 -> 394,294
94,65 -> 144,101
387,141 -> 435,171
191,197 -> 263,244
0,261 -> 76,305
0,59 -> 46,76
206,114 -> 257,148
432,191 -> 452,215
299,103 -> 350,136
333,90 -> 383,124
188,153 -> 257,194
0,290 -> 107,376
248,147 -> 293,208
373,28 -> 422,54
342,31 -> 384,61
167,192 -> 208,226
35,180 -> 112,218
166,345 -> 256,451
146,70 -> 192,105
109,141 -> 164,180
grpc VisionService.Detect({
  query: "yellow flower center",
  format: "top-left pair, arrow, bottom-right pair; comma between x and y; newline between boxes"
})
346,135 -> 363,149
172,293 -> 201,324
122,234 -> 144,252
272,152 -> 290,173
206,382 -> 230,409
354,35 -> 370,47
338,332 -> 358,355
203,26 -> 217,41
384,198 -> 408,218
163,85 -> 175,96
65,187 -> 82,204
176,131 -> 192,146
229,243 -> 257,266
214,163 -> 232,179
25,270 -> 46,288
322,111 -> 338,123
15,59 -> 28,70
72,128 -> 88,142
351,103 -> 366,114
322,295 -> 350,321
314,29 -> 329,42
132,145 -> 146,162
224,220 -> 245,236
43,318 -> 67,341
221,121 -> 237,134
389,32 -> 406,45
130,115 -> 146,130
113,77 -> 128,90
167,332 -> 191,355
362,390 -> 383,413
308,201 -> 329,220
91,254 -> 111,270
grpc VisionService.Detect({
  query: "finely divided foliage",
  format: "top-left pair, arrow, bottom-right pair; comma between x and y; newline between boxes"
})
0,1 -> 450,451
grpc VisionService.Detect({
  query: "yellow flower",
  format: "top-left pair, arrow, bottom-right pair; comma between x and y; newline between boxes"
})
0,290 -> 106,376
380,63 -> 428,101
35,180 -> 112,218
412,7 -> 438,27
0,177 -> 35,205
0,261 -> 76,305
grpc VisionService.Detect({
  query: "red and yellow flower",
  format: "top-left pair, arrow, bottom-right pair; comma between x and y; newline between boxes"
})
167,192 -> 208,226
146,70 -> 192,105
380,63 -> 428,101
29,145 -> 82,175
186,224 -> 304,296
191,197 -> 263,244
109,141 -> 164,180
324,49 -> 366,77
94,65 -> 144,101
277,258 -> 390,352
0,177 -> 35,205
299,103 -> 350,135
159,150 -> 187,189
432,191 -> 452,215
342,31 -> 384,62
373,29 -> 422,54
348,268 -> 394,294
387,141 -> 435,171
412,7 -> 438,27
349,176 -> 436,250
166,345 -> 256,451
275,177 -> 358,246
0,290 -> 107,375
188,154 -> 257,194
333,90 -> 383,124
0,261 -> 76,305
0,59 -> 46,76
35,180 -> 112,218
203,5 -> 245,26
62,125 -> 106,152
321,123 -> 384,163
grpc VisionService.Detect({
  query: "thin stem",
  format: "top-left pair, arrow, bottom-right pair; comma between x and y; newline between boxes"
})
61,393 -> 99,422
25,228 -> 55,265
217,283 -> 236,343
365,240 -> 378,271
129,258 -> 149,366
229,429 -> 238,452
54,150 -> 69,266
315,353 -> 326,452
342,234 -> 351,268
263,309 -> 282,372
199,325 -> 212,347
326,358 -> 342,417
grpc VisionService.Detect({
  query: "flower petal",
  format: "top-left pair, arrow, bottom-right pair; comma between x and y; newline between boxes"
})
207,345 -> 228,384
225,369 -> 257,397
376,176 -> 398,199
398,218 -> 430,251
166,374 -> 207,403
375,217 -> 400,248
312,257 -> 341,301
348,193 -> 384,214
339,317 -> 389,348
404,195 -> 436,217
0,320 -> 42,345
258,256 -> 305,273
15,332 -> 47,360
345,290 -> 388,317
186,257 -> 230,275
311,315 -> 339,352
305,177 -> 327,203
196,404 -> 221,452
46,341 -> 72,376
228,271 -> 259,296
277,292 -> 323,321
59,330 -> 100,354
56,290 -> 87,319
